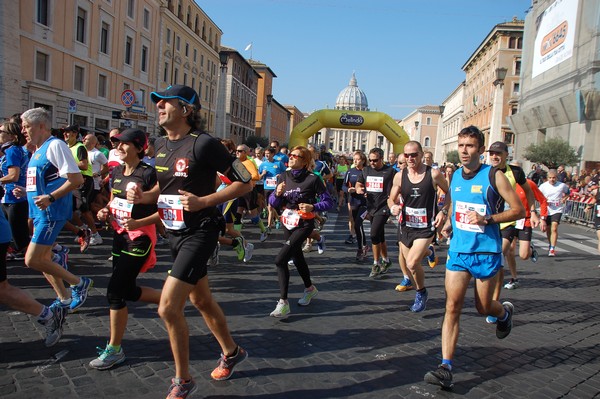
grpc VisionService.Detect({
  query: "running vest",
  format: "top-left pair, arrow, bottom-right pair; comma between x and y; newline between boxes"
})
70,142 -> 93,177
110,162 -> 158,229
27,137 -> 73,221
360,164 -> 395,215
449,164 -> 502,254
400,166 -> 436,231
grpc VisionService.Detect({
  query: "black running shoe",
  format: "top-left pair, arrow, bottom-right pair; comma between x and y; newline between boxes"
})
496,301 -> 514,339
424,364 -> 454,389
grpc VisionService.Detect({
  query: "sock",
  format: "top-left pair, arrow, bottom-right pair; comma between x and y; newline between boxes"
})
382,257 -> 389,263
499,308 -> 510,322
108,344 -> 121,352
403,275 -> 410,280
550,246 -> 555,250
441,359 -> 453,370
38,306 -> 51,322
418,288 -> 427,294
53,244 -> 63,252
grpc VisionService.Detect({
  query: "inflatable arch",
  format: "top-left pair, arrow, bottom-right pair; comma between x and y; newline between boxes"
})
288,109 -> 409,155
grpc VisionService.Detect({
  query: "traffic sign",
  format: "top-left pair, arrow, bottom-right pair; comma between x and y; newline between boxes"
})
121,90 -> 136,107
68,99 -> 77,113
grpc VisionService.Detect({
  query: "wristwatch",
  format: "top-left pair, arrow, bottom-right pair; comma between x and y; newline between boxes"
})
48,193 -> 56,203
441,208 -> 448,216
484,214 -> 494,225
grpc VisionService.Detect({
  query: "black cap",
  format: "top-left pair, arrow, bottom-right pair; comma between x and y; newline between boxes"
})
150,85 -> 201,108
110,128 -> 148,150
62,124 -> 80,133
487,141 -> 508,153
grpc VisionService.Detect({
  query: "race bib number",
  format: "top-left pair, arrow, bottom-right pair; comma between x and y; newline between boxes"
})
515,218 -> 525,230
365,176 -> 384,193
26,167 -> 37,192
454,200 -> 486,233
280,209 -> 300,230
109,197 -> 133,228
405,206 -> 427,228
548,200 -> 561,207
596,204 -> 600,218
158,194 -> 186,230
265,177 -> 277,190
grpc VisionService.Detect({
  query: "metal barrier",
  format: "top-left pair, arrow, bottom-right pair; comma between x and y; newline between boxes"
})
562,199 -> 594,226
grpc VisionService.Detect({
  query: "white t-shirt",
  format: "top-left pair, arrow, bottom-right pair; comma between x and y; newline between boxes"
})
88,148 -> 108,190
539,181 -> 569,215
47,139 -> 81,177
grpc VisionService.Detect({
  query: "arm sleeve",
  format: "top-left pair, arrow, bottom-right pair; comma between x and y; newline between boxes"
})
47,140 -> 81,177
313,176 -> 334,212
530,180 -> 548,217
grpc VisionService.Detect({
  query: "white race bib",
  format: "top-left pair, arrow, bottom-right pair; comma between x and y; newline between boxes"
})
110,197 -> 133,228
265,177 -> 277,190
515,218 -> 525,230
365,176 -> 384,193
454,200 -> 486,233
280,209 -> 300,230
26,167 -> 37,192
405,206 -> 427,228
158,194 -> 187,230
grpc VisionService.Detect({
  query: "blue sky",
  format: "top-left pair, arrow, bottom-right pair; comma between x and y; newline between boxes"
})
199,0 -> 531,120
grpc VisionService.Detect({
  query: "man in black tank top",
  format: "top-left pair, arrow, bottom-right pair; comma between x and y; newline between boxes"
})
128,85 -> 252,396
388,141 -> 450,313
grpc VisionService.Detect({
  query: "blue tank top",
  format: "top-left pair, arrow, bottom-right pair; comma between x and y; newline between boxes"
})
449,164 -> 502,254
26,137 -> 73,221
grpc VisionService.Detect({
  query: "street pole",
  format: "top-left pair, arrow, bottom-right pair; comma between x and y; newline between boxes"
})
488,67 -> 507,163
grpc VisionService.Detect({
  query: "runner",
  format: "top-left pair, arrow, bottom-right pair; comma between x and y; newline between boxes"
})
539,169 -> 570,257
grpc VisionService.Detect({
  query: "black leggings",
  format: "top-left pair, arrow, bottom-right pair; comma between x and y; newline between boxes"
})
107,233 -> 151,310
274,223 -> 314,300
0,242 -> 8,282
2,202 -> 30,251
370,214 -> 389,245
351,208 -> 367,249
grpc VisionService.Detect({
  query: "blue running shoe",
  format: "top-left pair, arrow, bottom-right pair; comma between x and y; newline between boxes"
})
70,277 -> 93,310
427,244 -> 438,268
410,289 -> 428,312
395,277 -> 414,292
486,315 -> 498,324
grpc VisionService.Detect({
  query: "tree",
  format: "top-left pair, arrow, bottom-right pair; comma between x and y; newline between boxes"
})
446,150 -> 460,165
244,135 -> 269,149
522,137 -> 580,169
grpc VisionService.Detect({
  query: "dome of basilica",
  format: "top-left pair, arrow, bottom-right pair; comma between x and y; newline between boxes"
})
335,73 -> 369,111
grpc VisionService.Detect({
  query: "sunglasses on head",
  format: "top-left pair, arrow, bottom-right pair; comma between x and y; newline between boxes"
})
403,152 -> 419,158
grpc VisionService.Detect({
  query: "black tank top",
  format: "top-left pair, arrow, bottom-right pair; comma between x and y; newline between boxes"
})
400,165 -> 436,231
111,162 -> 158,220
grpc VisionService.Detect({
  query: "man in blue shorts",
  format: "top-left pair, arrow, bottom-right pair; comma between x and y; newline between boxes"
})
424,126 -> 525,389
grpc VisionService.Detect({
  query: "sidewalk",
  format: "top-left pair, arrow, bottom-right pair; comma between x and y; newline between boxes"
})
1,215 -> 599,398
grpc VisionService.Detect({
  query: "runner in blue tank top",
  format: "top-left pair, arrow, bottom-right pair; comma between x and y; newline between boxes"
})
424,126 -> 525,389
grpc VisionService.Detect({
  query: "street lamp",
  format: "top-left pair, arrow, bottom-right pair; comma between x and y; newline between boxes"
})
488,66 -> 508,163
493,67 -> 508,87
216,52 -> 228,139
414,120 -> 420,142
265,94 -> 273,143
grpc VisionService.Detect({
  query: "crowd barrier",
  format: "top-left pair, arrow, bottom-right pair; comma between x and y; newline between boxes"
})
562,199 -> 595,226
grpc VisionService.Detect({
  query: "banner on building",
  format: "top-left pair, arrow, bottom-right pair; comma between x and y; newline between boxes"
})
532,0 -> 578,78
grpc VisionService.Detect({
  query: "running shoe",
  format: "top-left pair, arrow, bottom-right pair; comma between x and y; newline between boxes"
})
316,236 -> 326,254
395,277 -> 413,292
41,306 -> 67,347
269,299 -> 290,318
410,289 -> 428,312
496,301 -> 514,339
530,243 -> 538,263
504,278 -> 520,290
345,235 -> 356,244
70,277 -> 93,310
424,364 -> 454,389
89,232 -> 103,246
243,242 -> 254,263
355,249 -> 365,262
78,227 -> 92,253
369,263 -> 381,278
207,243 -> 220,267
275,221 -> 281,230
486,315 -> 497,324
166,377 -> 197,399
6,247 -> 26,261
233,237 -> 246,261
427,244 -> 438,268
548,248 -> 555,257
50,297 -> 72,310
287,259 -> 295,267
210,346 -> 248,381
53,251 -> 69,271
298,286 -> 318,306
302,240 -> 312,253
380,258 -> 392,274
259,230 -> 268,242
89,345 -> 126,370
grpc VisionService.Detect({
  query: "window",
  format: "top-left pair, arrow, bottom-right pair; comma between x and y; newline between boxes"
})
141,45 -> 148,72
424,137 -> 431,147
200,54 -> 204,67
100,22 -> 109,54
127,0 -> 135,18
123,83 -> 130,90
426,117 -> 432,125
185,43 -> 189,57
166,28 -> 171,44
74,65 -> 85,91
193,49 -> 197,62
37,0 -> 49,26
143,8 -> 150,29
35,51 -> 49,81
515,60 -> 521,75
76,7 -> 86,43
513,83 -> 520,95
163,62 -> 169,82
174,68 -> 178,84
125,36 -> 133,65
176,36 -> 180,51
183,73 -> 187,85
98,74 -> 107,98
139,89 -> 145,106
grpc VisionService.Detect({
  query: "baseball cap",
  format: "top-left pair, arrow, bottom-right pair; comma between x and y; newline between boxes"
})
62,124 -> 80,133
150,85 -> 201,108
110,128 -> 148,150
486,141 -> 508,153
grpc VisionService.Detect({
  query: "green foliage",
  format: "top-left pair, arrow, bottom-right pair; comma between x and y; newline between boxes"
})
244,135 -> 269,149
522,138 -> 580,169
446,150 -> 460,165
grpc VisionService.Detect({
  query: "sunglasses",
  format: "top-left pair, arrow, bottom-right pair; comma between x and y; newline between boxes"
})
289,153 -> 304,159
236,149 -> 245,153
368,158 -> 380,163
403,152 -> 419,158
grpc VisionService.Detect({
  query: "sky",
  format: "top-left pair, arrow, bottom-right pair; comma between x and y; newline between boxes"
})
199,0 -> 531,120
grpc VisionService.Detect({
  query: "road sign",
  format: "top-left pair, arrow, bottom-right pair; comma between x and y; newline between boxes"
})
111,111 -> 122,119
130,104 -> 146,113
121,90 -> 136,107
68,99 -> 77,113
122,120 -> 133,127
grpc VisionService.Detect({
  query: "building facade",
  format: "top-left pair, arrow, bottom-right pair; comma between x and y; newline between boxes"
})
437,82 -> 466,163
509,0 -> 600,172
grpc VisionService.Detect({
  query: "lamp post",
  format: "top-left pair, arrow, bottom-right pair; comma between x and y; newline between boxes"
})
414,120 -> 420,142
265,94 -> 273,144
488,67 -> 508,163
216,51 -> 228,139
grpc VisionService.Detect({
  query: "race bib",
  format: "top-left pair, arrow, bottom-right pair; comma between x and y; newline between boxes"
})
109,197 -> 133,228
454,200 -> 486,233
365,176 -> 384,193
265,177 -> 277,190
515,218 -> 525,230
158,194 -> 186,230
280,209 -> 300,230
596,204 -> 600,218
548,200 -> 561,207
405,206 -> 427,228
26,167 -> 37,192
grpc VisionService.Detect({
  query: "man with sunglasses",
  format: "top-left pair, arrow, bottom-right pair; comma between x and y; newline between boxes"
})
355,148 -> 396,277
424,126 -> 524,389
388,141 -> 449,312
